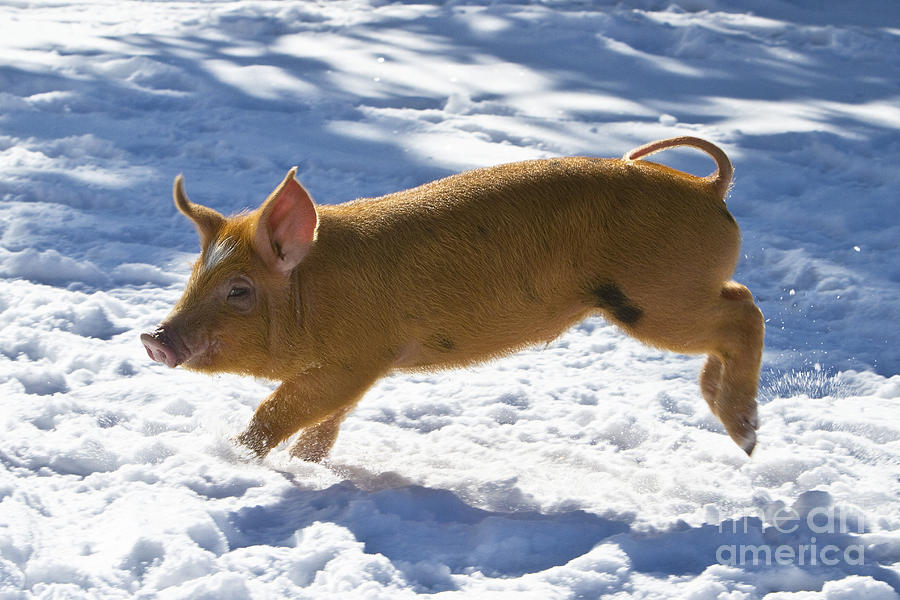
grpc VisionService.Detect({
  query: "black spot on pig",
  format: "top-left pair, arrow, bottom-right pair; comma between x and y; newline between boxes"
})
428,334 -> 455,352
590,281 -> 643,326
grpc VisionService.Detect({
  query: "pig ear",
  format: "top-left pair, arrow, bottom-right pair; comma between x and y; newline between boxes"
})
173,175 -> 226,247
253,167 -> 318,276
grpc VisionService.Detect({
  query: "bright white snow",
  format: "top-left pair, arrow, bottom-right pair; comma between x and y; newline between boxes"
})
1,1 -> 898,598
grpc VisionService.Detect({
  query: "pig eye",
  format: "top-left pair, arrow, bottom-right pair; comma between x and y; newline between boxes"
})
225,278 -> 256,312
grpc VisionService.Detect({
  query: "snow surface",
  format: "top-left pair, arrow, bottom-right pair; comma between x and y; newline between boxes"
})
1,1 -> 899,598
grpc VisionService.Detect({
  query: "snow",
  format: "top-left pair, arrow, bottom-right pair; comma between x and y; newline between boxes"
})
1,0 -> 899,598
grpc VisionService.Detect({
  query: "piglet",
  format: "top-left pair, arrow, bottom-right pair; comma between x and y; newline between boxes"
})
142,136 -> 764,461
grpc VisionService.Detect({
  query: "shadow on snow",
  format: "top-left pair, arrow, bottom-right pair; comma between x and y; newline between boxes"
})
219,477 -> 900,594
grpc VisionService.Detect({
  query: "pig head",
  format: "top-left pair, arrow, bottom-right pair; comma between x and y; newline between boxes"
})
142,168 -> 316,378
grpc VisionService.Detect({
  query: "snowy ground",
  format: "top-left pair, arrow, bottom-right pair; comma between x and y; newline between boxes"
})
1,1 -> 899,598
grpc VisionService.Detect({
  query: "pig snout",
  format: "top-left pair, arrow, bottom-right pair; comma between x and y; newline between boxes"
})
141,327 -> 182,368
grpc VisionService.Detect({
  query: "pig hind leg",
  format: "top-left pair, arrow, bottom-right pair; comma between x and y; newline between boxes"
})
700,282 -> 764,454
611,280 -> 764,454
685,282 -> 763,454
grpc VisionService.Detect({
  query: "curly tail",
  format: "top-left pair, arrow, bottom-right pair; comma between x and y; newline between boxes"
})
623,136 -> 733,198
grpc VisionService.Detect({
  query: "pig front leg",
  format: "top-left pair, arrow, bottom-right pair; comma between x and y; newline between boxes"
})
234,367 -> 381,460
288,407 -> 351,462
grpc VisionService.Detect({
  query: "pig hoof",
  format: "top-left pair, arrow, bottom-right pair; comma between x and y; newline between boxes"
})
231,441 -> 264,463
737,430 -> 757,456
233,430 -> 271,460
289,441 -> 330,463
731,411 -> 759,456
